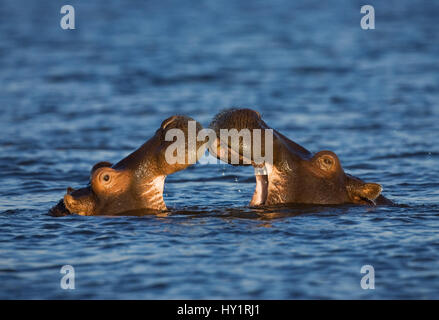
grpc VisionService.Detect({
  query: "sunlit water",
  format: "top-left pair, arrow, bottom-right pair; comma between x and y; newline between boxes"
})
1,0 -> 438,299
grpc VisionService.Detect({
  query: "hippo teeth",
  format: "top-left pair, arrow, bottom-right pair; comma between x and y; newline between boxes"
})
250,166 -> 269,206
254,166 -> 268,175
360,196 -> 376,206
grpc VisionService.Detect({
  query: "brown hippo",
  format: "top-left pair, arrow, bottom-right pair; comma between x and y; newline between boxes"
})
49,115 -> 205,216
209,108 -> 393,206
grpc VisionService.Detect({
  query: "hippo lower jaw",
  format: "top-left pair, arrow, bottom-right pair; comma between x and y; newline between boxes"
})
250,163 -> 274,206
135,175 -> 167,211
59,175 -> 168,216
251,173 -> 269,206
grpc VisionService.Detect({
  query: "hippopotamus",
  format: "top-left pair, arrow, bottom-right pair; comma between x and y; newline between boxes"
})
49,115 -> 205,216
209,108 -> 393,206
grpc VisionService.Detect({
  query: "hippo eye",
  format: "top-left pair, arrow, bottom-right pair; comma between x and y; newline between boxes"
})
324,158 -> 332,166
103,174 -> 110,182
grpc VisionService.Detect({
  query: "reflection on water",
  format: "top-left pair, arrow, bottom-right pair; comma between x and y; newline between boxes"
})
1,0 -> 439,299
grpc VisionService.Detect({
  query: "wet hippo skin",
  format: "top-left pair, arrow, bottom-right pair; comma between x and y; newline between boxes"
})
209,108 -> 393,207
49,115 -> 204,216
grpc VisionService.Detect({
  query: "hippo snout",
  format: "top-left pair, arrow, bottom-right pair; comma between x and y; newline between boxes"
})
48,199 -> 71,217
62,186 -> 97,216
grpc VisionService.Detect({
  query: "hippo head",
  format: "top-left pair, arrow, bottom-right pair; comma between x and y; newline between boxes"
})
209,108 -> 392,206
50,115 -> 205,216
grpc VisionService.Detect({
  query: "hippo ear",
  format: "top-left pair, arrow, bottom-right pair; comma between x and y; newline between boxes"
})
348,182 -> 382,204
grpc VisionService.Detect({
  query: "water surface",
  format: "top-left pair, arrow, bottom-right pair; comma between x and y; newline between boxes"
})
0,0 -> 438,299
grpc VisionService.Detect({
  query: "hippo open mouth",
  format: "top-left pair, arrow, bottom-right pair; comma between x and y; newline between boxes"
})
49,115 -> 205,216
209,108 -> 393,207
49,109 -> 392,217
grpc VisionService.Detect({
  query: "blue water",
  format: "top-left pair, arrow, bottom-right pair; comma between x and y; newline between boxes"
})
1,0 -> 439,299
